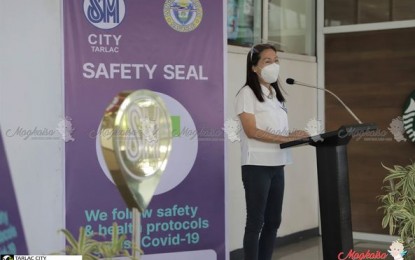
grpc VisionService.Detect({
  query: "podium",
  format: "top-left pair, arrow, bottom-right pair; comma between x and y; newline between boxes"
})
280,123 -> 377,260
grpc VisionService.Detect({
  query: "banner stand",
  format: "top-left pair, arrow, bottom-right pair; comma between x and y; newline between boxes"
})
132,208 -> 141,259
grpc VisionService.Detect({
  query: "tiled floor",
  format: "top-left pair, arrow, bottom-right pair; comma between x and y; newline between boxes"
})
272,236 -> 392,260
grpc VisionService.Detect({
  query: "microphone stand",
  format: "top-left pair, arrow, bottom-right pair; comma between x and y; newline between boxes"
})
287,79 -> 363,124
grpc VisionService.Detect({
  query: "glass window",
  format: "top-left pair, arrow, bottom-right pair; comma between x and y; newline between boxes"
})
268,0 -> 316,56
325,0 -> 415,27
325,0 -> 357,26
227,0 -> 316,56
358,0 -> 390,23
227,0 -> 262,46
392,0 -> 415,21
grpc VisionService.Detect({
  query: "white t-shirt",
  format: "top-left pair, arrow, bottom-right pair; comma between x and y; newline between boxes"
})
235,85 -> 292,166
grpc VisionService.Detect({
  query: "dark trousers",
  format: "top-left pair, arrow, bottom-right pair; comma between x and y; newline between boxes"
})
242,165 -> 285,260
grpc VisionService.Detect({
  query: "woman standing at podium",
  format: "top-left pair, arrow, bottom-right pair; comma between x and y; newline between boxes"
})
235,43 -> 308,260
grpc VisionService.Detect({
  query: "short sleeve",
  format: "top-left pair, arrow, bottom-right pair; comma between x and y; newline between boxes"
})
234,86 -> 255,116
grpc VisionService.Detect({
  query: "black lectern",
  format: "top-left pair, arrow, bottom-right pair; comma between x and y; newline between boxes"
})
280,123 -> 377,260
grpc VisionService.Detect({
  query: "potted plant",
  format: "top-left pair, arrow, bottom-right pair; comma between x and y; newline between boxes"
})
59,222 -> 140,260
378,162 -> 415,257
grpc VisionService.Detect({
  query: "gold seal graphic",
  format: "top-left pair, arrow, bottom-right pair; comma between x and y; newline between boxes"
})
100,90 -> 172,212
163,0 -> 203,32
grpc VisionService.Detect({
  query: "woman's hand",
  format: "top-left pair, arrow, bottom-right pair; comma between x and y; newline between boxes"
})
287,130 -> 310,142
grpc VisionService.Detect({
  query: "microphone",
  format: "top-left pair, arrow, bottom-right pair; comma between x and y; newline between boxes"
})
286,78 -> 362,124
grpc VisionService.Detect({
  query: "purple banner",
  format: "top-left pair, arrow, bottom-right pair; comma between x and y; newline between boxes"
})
0,129 -> 28,254
64,0 -> 224,259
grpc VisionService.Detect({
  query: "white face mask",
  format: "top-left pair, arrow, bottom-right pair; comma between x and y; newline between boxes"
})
260,63 -> 280,84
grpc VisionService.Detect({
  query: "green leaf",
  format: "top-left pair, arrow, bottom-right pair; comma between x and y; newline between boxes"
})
60,228 -> 79,254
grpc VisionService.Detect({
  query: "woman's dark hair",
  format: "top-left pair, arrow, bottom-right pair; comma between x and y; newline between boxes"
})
243,44 -> 285,102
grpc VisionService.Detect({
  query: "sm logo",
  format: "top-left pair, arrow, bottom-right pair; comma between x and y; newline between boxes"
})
403,90 -> 415,142
84,0 -> 126,29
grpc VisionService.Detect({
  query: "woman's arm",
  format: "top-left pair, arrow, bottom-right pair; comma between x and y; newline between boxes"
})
239,112 -> 309,144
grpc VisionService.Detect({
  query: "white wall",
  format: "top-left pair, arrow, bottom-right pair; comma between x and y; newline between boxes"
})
0,0 -> 64,254
226,46 -> 319,251
0,1 -> 319,255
